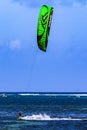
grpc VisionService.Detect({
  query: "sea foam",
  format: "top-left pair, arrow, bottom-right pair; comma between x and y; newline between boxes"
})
21,114 -> 87,121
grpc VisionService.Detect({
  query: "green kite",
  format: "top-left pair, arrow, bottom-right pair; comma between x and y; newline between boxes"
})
37,5 -> 54,52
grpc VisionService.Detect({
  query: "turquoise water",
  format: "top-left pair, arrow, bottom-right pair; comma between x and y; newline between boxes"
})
0,92 -> 87,130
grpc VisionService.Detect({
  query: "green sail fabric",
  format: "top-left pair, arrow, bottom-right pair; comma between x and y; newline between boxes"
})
37,5 -> 54,52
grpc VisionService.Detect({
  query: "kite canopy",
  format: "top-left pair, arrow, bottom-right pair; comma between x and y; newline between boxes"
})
37,5 -> 54,52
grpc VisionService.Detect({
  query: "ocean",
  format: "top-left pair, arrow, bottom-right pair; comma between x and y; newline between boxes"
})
0,92 -> 87,130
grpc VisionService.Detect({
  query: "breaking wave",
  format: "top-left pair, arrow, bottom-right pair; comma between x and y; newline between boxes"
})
18,93 -> 87,97
19,93 -> 40,96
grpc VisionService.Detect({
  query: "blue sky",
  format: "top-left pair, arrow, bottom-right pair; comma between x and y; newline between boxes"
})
0,0 -> 87,92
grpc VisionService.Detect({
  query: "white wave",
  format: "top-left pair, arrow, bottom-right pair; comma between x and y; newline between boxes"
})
18,93 -> 87,97
18,93 -> 61,96
19,93 -> 40,96
21,114 -> 87,121
69,94 -> 87,97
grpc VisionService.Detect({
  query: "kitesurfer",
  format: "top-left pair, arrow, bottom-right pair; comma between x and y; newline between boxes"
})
18,112 -> 22,120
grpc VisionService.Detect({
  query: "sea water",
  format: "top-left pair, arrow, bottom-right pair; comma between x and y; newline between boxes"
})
0,92 -> 87,130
